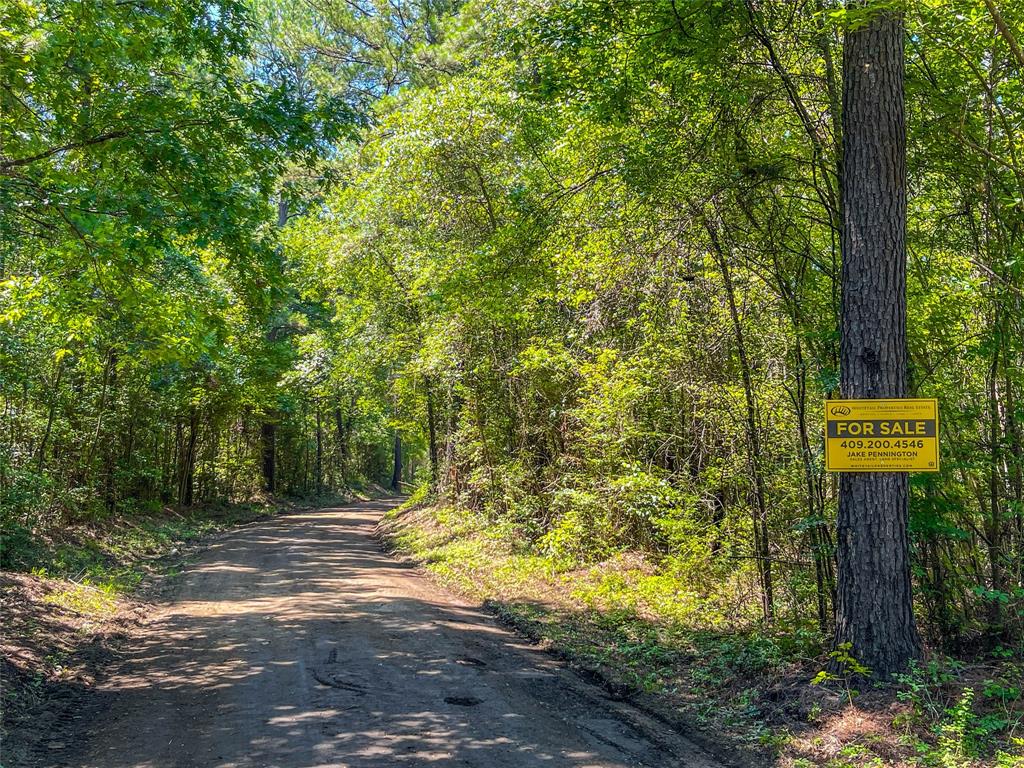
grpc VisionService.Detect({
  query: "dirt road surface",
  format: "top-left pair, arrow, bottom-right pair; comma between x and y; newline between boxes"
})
63,499 -> 721,768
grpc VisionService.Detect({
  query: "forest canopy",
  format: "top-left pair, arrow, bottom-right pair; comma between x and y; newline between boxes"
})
2,0 -> 1023,659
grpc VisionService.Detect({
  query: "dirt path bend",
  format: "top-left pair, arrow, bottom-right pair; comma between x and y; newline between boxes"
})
64,499 -> 720,768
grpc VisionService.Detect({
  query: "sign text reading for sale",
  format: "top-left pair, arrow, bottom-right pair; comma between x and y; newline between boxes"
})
824,398 -> 939,472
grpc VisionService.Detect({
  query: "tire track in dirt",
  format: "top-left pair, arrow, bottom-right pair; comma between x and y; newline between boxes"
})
60,499 -> 721,768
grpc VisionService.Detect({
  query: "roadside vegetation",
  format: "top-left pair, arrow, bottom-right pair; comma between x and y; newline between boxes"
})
382,499 -> 1023,767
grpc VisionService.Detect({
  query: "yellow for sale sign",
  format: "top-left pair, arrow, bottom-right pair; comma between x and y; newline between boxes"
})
824,399 -> 939,472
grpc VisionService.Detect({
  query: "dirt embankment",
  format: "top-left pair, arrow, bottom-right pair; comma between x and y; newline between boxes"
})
1,572 -> 138,766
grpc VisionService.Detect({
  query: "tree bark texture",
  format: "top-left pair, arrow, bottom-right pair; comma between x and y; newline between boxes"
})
835,3 -> 922,675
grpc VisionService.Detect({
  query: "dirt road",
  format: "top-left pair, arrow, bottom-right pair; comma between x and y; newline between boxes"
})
64,500 -> 720,768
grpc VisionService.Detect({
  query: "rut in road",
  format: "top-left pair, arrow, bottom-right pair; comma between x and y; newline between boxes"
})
63,499 -> 722,768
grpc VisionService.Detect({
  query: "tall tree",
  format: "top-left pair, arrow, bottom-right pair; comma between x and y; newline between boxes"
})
834,2 -> 922,675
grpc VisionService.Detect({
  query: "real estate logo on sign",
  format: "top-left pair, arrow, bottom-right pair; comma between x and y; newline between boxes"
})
824,399 -> 939,472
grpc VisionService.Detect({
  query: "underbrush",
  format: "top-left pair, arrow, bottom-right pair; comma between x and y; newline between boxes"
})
378,501 -> 1024,768
1,501 -> 278,594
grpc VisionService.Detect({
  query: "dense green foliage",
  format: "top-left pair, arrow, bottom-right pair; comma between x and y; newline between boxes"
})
0,0 -> 410,533
3,0 -> 1023,658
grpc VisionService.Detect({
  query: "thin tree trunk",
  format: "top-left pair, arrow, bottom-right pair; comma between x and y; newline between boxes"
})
334,395 -> 355,482
426,377 -> 439,485
794,338 -> 833,634
334,407 -> 348,477
315,405 -> 324,496
178,408 -> 198,507
261,422 -> 276,494
391,432 -> 403,493
35,359 -> 64,472
1004,371 -> 1024,588
83,350 -> 116,477
258,195 -> 289,495
987,335 -> 1005,634
705,215 -> 774,622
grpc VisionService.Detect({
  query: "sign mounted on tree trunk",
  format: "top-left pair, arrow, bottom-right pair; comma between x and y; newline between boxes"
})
825,399 -> 939,472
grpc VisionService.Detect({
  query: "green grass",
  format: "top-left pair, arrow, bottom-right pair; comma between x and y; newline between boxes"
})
42,582 -> 119,619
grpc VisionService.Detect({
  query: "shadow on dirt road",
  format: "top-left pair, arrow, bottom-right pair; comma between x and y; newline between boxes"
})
55,499 -> 720,768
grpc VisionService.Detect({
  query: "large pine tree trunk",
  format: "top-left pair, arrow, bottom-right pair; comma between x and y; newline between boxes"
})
834,3 -> 921,676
